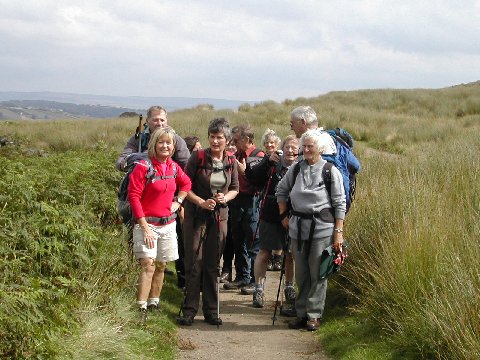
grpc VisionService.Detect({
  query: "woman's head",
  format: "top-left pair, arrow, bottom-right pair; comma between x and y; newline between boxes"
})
184,135 -> 202,152
208,118 -> 230,154
300,130 -> 326,164
281,135 -> 299,164
261,128 -> 281,155
148,126 -> 176,160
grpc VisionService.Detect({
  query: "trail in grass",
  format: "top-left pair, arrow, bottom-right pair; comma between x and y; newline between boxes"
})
176,270 -> 330,360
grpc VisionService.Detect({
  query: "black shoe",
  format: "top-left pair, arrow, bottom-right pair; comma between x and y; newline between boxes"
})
177,315 -> 194,326
266,257 -> 273,271
240,283 -> 256,295
280,304 -> 296,317
204,314 -> 223,326
147,303 -> 160,312
288,317 -> 307,329
223,280 -> 248,290
272,256 -> 283,271
139,308 -> 148,324
219,271 -> 232,283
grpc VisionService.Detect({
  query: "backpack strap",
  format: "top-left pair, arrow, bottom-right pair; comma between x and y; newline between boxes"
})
322,162 -> 333,200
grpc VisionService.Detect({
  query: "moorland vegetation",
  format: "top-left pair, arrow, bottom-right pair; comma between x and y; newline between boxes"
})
1,83 -> 479,359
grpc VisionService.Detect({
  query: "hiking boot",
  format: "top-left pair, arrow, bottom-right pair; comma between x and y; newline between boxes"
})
177,315 -> 194,326
223,280 -> 248,290
147,303 -> 160,312
266,257 -> 273,271
219,271 -> 232,283
204,314 -> 223,326
280,303 -> 296,317
240,283 -> 256,295
306,318 -> 320,331
272,256 -> 282,271
139,308 -> 148,324
288,317 -> 307,329
252,289 -> 265,308
284,286 -> 297,304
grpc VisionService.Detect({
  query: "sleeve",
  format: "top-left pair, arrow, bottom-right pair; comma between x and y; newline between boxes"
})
173,135 -> 191,170
330,166 -> 347,220
175,163 -> 192,192
184,149 -> 199,181
275,163 -> 297,203
116,135 -> 140,171
127,160 -> 148,219
228,157 -> 239,192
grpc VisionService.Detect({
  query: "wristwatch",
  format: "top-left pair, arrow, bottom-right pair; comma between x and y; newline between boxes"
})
175,196 -> 184,205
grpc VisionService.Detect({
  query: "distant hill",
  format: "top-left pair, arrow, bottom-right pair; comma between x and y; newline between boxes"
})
0,91 -> 256,120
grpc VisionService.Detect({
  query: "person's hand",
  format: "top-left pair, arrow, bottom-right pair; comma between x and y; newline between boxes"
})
281,217 -> 289,230
236,158 -> 246,174
333,230 -> 344,251
142,226 -> 155,249
171,201 -> 181,214
199,198 -> 217,211
214,192 -> 226,205
269,152 -> 281,164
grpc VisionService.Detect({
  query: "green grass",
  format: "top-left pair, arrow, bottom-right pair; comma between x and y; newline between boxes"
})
1,82 -> 479,359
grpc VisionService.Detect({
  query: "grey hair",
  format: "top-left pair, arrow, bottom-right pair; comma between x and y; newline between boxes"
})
261,128 -> 281,147
300,129 -> 326,155
208,117 -> 231,140
290,106 -> 318,125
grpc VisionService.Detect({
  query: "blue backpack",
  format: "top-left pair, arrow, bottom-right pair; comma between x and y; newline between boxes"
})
322,128 -> 361,212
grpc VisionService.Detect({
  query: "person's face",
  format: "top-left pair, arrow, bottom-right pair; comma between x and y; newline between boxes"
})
232,133 -> 249,152
302,138 -> 320,164
208,132 -> 226,153
155,134 -> 174,160
283,139 -> 299,163
227,140 -> 237,154
264,138 -> 278,155
148,110 -> 168,131
290,116 -> 306,138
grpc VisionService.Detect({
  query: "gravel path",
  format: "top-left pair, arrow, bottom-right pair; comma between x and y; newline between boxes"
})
176,271 -> 330,360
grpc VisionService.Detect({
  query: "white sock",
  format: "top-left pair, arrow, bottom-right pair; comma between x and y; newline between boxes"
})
147,298 -> 159,307
137,300 -> 147,309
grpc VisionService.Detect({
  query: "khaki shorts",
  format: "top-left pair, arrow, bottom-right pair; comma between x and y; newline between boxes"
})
132,222 -> 178,262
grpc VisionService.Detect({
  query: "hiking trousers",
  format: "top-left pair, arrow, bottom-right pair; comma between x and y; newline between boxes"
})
291,235 -> 331,320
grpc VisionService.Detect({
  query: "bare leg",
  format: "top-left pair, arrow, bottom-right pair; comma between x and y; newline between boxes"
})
137,258 -> 155,301
254,249 -> 271,287
149,261 -> 166,298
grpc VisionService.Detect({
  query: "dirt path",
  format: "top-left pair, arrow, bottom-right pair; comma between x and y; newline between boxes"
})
176,271 -> 330,360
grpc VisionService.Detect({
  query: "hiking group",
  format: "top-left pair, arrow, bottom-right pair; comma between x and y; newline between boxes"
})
116,105 -> 361,331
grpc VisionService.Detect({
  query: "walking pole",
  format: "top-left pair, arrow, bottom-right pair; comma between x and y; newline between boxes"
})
136,114 -> 143,153
250,166 -> 275,247
214,205 -> 222,329
178,222 -> 207,318
272,234 -> 290,325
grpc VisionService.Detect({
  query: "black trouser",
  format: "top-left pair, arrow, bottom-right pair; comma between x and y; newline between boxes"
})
175,218 -> 186,288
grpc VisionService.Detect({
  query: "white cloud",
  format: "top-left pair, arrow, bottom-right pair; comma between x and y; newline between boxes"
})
0,0 -> 479,101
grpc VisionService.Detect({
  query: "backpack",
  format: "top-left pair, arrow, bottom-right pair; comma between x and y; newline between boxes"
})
322,128 -> 360,212
292,128 -> 360,212
117,153 -> 177,226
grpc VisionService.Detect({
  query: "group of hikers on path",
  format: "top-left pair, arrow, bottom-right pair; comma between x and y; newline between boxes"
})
116,105 -> 361,331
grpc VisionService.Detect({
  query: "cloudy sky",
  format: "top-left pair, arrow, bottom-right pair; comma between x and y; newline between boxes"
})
1,0 -> 479,102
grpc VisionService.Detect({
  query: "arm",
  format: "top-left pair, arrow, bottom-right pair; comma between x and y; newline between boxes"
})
173,134 -> 190,170
170,164 -> 192,213
116,135 -> 140,171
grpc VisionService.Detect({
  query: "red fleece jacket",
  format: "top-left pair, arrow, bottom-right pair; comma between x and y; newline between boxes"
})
127,157 -> 191,224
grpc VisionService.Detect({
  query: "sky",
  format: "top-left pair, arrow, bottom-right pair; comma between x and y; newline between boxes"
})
1,0 -> 479,102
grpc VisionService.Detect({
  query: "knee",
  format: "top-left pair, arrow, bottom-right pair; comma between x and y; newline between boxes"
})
155,261 -> 167,272
140,258 -> 155,274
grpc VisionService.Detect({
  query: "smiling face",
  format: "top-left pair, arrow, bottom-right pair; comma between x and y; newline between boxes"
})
264,137 -> 278,155
232,133 -> 249,152
154,134 -> 175,161
282,138 -> 299,165
302,137 -> 321,164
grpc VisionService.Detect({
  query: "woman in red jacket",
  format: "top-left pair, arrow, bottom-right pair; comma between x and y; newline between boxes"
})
128,126 -> 191,323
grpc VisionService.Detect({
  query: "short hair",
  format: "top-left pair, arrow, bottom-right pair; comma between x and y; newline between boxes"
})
281,134 -> 299,151
291,106 -> 318,125
147,106 -> 167,119
300,129 -> 326,155
208,118 -> 231,140
232,123 -> 254,142
261,128 -> 281,147
148,126 -> 176,158
184,135 -> 200,152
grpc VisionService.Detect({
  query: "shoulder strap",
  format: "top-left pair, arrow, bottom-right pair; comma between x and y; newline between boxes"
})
249,148 -> 261,158
322,162 -> 333,199
292,160 -> 302,187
